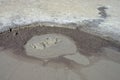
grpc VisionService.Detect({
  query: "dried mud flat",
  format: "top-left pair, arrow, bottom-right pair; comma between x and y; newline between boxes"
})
0,25 -> 120,80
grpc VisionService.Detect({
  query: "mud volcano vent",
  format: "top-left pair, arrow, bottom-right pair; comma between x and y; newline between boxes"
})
0,24 -> 120,67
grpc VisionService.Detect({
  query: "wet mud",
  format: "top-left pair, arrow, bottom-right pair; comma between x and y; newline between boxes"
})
0,25 -> 120,80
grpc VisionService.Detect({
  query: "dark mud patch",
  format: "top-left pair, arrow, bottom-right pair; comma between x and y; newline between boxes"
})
0,25 -> 120,80
98,6 -> 108,18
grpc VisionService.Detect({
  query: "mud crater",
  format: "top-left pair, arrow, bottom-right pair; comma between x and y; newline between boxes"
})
0,24 -> 120,80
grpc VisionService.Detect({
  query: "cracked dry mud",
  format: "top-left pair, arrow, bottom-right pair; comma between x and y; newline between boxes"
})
0,25 -> 120,80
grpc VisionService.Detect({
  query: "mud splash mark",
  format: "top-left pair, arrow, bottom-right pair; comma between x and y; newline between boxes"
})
98,6 -> 108,19
0,25 -> 120,80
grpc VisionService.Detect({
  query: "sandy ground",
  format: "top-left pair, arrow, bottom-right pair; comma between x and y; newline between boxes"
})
0,25 -> 120,80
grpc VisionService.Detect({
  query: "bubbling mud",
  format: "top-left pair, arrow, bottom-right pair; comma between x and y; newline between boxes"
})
24,33 -> 77,59
0,24 -> 120,80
